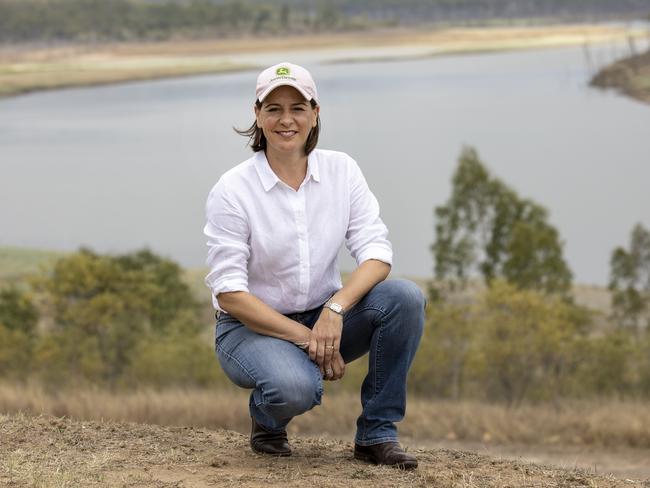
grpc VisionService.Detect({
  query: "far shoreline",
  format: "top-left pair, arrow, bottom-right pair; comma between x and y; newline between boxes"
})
1,23 -> 648,99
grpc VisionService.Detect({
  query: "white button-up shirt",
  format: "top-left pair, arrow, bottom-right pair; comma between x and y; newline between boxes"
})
204,149 -> 392,314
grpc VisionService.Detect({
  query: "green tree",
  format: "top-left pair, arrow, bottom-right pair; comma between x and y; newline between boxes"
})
315,1 -> 342,30
479,282 -> 590,405
609,223 -> 650,332
33,248 -> 202,386
410,281 -> 592,404
432,146 -> 572,298
0,286 -> 38,335
575,329 -> 637,397
126,314 -> 223,388
279,3 -> 290,28
252,5 -> 273,33
0,286 -> 39,380
409,301 -> 475,399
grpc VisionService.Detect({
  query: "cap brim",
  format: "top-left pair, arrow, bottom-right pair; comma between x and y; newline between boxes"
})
258,80 -> 315,103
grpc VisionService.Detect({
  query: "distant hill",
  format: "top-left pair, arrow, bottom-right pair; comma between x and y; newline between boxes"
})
0,246 -> 64,282
1,0 -> 648,43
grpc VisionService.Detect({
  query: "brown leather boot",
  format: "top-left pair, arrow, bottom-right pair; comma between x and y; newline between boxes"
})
250,417 -> 291,456
354,442 -> 418,469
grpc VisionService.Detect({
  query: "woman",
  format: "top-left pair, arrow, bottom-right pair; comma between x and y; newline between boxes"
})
204,62 -> 424,469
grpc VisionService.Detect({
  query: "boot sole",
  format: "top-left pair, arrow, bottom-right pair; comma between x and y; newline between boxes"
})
354,451 -> 418,470
251,444 -> 292,457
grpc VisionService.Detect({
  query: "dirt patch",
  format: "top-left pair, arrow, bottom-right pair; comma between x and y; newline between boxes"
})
1,413 -> 646,487
411,440 -> 650,482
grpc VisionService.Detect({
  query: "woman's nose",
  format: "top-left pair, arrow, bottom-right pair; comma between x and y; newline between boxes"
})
279,110 -> 293,125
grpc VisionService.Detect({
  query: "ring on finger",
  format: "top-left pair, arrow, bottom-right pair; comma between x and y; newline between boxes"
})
325,345 -> 335,350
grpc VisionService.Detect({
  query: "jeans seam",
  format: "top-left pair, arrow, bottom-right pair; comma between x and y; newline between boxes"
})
215,342 -> 260,397
367,312 -> 385,402
353,306 -> 388,443
311,362 -> 324,402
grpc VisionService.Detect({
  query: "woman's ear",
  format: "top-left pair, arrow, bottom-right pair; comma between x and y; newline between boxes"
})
312,104 -> 320,127
254,103 -> 261,128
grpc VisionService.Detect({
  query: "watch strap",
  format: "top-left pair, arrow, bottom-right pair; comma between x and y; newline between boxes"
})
325,299 -> 344,315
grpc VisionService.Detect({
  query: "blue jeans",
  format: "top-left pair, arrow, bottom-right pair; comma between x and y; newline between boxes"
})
214,279 -> 425,446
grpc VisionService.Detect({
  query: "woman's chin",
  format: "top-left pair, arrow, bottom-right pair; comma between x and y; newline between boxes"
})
268,141 -> 304,156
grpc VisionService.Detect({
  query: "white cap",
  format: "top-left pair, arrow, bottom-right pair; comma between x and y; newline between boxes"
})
255,62 -> 319,104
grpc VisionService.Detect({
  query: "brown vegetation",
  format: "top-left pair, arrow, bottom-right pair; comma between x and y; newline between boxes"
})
591,49 -> 650,104
2,384 -> 650,450
1,411 -> 643,488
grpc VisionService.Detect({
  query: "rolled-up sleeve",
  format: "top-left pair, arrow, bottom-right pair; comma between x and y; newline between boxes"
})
345,159 -> 393,267
204,180 -> 251,305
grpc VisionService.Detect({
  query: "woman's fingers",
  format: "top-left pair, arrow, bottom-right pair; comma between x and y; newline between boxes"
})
327,352 -> 345,381
324,340 -> 335,367
308,336 -> 318,362
310,310 -> 344,370
316,339 -> 326,367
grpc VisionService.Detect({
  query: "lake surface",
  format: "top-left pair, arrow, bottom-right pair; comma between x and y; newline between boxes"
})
1,40 -> 649,285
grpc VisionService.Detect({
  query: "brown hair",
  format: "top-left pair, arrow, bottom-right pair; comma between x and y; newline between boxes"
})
235,99 -> 321,155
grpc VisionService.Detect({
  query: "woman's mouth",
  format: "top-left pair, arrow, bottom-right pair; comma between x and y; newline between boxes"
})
276,130 -> 297,138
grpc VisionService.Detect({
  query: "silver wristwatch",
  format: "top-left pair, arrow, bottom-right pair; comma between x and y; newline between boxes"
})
325,299 -> 344,316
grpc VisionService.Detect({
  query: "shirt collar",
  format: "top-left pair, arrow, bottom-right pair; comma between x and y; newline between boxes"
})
307,151 -> 320,184
254,151 -> 279,192
254,151 -> 320,192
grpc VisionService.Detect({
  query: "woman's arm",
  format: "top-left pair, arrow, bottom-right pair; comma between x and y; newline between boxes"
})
330,258 -> 391,311
218,291 -> 312,346
309,259 -> 390,374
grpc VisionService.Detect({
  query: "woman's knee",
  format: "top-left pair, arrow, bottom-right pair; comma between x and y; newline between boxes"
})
379,279 -> 426,315
259,369 -> 323,417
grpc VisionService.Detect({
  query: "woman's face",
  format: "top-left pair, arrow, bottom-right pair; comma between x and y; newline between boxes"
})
255,85 -> 319,159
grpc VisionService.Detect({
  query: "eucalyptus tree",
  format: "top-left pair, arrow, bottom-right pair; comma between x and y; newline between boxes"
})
609,223 -> 650,332
432,146 -> 572,298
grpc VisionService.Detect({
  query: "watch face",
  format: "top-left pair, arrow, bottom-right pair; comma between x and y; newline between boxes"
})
329,303 -> 343,314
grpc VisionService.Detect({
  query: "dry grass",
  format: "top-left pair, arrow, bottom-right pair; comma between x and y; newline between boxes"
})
1,23 -> 646,98
2,383 -> 650,450
0,59 -> 251,97
0,411 -> 643,487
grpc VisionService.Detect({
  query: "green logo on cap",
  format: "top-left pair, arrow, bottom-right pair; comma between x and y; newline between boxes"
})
276,67 -> 290,76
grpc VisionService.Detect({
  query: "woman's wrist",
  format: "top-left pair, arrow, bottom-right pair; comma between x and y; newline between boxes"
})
322,307 -> 344,325
292,324 -> 312,348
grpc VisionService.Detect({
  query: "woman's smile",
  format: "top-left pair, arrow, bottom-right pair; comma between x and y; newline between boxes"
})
255,85 -> 319,159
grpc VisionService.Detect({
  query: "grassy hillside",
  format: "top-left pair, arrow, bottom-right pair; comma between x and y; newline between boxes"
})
0,246 -> 65,282
0,412 -> 642,488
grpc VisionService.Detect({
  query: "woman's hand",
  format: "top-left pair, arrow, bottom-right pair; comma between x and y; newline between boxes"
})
324,351 -> 345,381
309,309 -> 343,376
